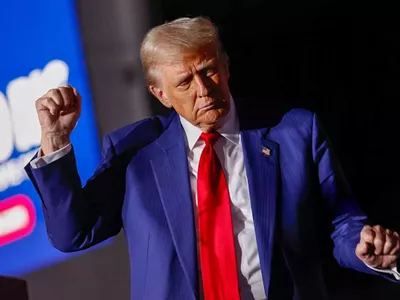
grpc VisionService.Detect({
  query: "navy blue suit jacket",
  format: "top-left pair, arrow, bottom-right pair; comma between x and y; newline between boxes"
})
25,107 -> 391,299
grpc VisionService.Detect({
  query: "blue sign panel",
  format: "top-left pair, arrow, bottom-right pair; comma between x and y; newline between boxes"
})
0,0 -> 102,276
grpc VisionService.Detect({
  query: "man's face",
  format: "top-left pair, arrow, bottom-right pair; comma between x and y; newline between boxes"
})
150,45 -> 231,132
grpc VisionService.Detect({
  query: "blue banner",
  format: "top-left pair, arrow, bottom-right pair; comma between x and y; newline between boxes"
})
0,0 -> 102,275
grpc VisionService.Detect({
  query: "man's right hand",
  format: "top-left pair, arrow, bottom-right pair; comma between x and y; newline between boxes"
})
35,85 -> 81,155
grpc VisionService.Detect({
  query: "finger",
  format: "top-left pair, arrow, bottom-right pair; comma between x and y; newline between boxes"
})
356,241 -> 379,267
360,225 -> 375,245
58,86 -> 74,108
373,225 -> 385,255
36,97 -> 59,115
71,86 -> 79,99
72,88 -> 82,114
47,88 -> 63,106
390,232 -> 400,255
383,229 -> 395,255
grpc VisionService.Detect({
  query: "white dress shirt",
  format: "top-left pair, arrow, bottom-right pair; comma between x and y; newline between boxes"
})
179,99 -> 266,300
30,98 -> 400,298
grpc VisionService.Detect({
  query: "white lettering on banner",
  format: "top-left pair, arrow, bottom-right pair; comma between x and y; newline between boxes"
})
0,92 -> 14,162
0,149 -> 38,192
8,59 -> 69,152
0,60 -> 69,192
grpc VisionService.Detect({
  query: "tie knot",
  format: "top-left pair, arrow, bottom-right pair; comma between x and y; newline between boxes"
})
200,132 -> 220,146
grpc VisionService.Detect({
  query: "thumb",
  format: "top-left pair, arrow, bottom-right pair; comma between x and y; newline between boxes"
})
356,239 -> 372,258
356,240 -> 382,267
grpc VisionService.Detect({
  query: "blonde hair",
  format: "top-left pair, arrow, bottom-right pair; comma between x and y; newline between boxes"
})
140,16 -> 227,86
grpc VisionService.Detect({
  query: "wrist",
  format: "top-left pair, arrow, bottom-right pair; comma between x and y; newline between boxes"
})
40,132 -> 70,155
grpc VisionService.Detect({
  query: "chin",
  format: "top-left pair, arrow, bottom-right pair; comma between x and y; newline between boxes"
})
202,108 -> 227,126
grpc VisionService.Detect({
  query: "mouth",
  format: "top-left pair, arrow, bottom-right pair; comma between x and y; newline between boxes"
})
199,102 -> 217,111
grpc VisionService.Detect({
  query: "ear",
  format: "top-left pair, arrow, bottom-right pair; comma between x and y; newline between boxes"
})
149,85 -> 172,108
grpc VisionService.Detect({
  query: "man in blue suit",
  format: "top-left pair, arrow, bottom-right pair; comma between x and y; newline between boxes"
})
26,16 -> 400,299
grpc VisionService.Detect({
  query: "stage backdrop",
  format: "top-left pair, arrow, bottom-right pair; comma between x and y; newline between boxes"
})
0,0 -> 104,276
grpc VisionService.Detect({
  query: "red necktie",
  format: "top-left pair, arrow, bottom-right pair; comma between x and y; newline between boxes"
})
197,132 -> 241,300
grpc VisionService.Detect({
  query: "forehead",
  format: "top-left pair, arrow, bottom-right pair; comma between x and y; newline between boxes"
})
159,45 -> 219,73
168,55 -> 212,71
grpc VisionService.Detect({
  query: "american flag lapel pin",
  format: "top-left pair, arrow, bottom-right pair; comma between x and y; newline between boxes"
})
261,146 -> 271,156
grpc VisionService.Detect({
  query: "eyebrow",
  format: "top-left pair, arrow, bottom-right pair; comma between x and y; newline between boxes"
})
197,59 -> 215,70
175,59 -> 216,84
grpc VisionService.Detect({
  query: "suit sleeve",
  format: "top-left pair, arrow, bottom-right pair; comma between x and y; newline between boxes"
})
24,134 -> 125,252
311,113 -> 398,280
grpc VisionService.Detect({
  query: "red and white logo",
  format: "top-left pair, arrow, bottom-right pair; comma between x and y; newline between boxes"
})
0,194 -> 36,247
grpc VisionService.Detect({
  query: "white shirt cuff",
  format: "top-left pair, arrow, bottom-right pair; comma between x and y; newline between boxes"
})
30,144 -> 72,169
365,263 -> 400,280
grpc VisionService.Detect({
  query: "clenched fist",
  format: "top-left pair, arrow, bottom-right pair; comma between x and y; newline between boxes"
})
35,85 -> 81,155
356,225 -> 400,269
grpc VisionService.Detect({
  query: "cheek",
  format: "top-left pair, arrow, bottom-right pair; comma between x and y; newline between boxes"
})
170,95 -> 198,119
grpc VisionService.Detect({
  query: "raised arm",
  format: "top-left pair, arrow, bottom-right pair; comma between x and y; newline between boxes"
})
24,86 -> 125,252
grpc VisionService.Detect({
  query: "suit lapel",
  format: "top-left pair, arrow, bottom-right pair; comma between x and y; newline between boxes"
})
241,129 -> 280,296
150,113 -> 198,298
149,107 -> 280,298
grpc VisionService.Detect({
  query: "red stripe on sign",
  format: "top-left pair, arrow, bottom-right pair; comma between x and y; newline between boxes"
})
0,194 -> 36,247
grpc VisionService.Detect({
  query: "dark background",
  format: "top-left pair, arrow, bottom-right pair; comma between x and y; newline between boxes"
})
24,0 -> 400,299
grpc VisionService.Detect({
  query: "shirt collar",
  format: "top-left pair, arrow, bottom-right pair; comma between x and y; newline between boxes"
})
179,95 -> 240,150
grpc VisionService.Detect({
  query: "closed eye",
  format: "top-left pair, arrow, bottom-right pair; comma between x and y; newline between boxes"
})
177,80 -> 190,88
176,74 -> 193,87
203,67 -> 217,77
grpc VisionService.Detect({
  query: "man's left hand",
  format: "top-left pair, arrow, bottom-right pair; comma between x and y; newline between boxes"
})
356,225 -> 400,269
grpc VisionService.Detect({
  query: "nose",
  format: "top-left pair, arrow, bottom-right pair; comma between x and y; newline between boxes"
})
194,74 -> 210,97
